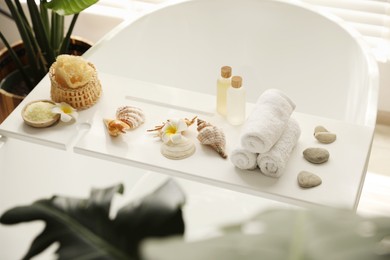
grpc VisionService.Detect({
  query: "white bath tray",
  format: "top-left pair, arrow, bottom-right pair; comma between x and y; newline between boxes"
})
0,72 -> 215,149
0,73 -> 373,209
73,74 -> 373,209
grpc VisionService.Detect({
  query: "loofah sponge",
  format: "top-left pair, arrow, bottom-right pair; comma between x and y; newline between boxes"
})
50,55 -> 102,110
54,55 -> 94,89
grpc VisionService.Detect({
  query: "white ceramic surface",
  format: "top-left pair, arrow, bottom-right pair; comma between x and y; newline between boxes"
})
85,0 -> 379,126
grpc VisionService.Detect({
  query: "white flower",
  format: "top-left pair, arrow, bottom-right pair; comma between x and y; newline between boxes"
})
161,118 -> 188,144
52,102 -> 78,122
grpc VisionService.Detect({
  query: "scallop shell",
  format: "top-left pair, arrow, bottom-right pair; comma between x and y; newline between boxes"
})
103,119 -> 130,137
161,138 -> 196,160
197,119 -> 227,158
116,106 -> 145,129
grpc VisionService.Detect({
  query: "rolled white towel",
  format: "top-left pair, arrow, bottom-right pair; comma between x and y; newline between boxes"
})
241,89 -> 295,153
230,148 -> 258,170
257,118 -> 301,178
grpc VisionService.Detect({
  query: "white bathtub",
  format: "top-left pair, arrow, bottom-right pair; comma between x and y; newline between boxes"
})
0,1 -> 380,258
86,0 -> 379,127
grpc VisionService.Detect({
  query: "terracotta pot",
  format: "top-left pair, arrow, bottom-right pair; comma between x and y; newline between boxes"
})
0,37 -> 92,124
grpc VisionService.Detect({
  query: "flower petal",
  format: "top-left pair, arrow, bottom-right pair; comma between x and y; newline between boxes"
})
60,113 -> 73,122
162,120 -> 173,132
51,107 -> 62,114
162,133 -> 171,143
170,133 -> 183,143
70,111 -> 79,120
176,119 -> 188,132
51,102 -> 78,122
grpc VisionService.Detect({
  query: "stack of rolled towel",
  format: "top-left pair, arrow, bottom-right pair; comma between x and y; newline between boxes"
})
230,89 -> 301,178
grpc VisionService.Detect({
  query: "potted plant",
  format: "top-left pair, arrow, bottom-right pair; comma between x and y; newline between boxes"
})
0,0 -> 98,123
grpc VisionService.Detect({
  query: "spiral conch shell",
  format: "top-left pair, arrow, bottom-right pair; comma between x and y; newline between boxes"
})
197,119 -> 227,159
104,105 -> 145,137
103,119 -> 130,137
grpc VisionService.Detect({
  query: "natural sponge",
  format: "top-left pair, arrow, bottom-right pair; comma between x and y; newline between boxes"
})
50,55 -> 102,110
54,54 -> 94,89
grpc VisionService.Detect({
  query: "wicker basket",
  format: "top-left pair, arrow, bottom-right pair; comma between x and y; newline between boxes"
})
50,62 -> 102,110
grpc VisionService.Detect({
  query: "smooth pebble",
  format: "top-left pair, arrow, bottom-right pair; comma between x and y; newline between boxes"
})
315,132 -> 337,144
313,125 -> 337,144
314,125 -> 328,134
298,171 -> 322,188
303,147 -> 329,164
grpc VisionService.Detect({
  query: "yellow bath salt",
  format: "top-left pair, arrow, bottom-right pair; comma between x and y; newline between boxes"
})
24,101 -> 56,122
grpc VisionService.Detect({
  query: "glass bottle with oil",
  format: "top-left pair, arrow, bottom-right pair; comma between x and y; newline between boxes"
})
216,66 -> 232,116
226,75 -> 246,125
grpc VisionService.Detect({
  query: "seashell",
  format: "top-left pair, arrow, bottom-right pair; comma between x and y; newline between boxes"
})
161,138 -> 196,160
116,106 -> 145,129
197,118 -> 227,159
103,119 -> 130,137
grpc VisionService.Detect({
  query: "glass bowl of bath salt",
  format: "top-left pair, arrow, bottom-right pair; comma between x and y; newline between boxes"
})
21,100 -> 60,128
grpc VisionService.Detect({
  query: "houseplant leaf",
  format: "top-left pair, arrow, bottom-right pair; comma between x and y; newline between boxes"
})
0,179 -> 185,260
45,0 -> 99,16
4,0 -> 45,87
142,208 -> 390,260
27,0 -> 55,65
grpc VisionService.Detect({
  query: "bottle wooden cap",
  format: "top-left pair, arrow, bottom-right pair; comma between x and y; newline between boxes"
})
231,76 -> 242,88
221,66 -> 232,78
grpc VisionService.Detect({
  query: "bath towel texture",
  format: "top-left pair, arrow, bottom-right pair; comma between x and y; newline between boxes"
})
230,148 -> 258,170
257,118 -> 301,178
231,89 -> 300,178
240,89 -> 296,153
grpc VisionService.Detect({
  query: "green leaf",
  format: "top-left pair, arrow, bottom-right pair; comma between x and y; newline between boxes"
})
142,208 -> 390,260
27,0 -> 55,66
45,0 -> 99,16
51,12 -> 65,56
39,0 -> 50,38
59,14 -> 79,55
0,179 -> 185,260
4,0 -> 42,82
